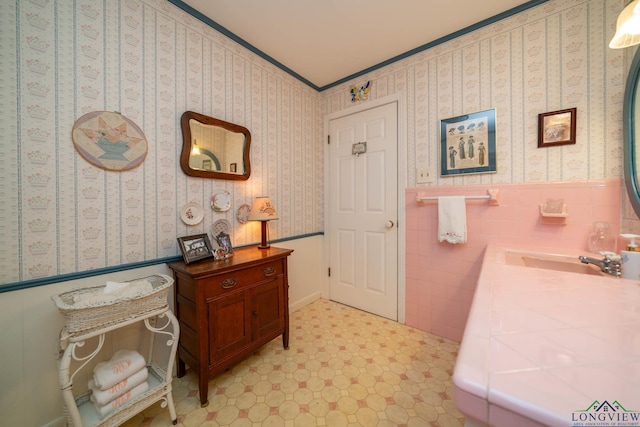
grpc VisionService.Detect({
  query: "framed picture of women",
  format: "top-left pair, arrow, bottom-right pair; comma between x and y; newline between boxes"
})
440,109 -> 497,177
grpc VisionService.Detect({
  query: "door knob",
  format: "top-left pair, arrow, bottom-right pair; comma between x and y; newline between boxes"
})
385,220 -> 394,229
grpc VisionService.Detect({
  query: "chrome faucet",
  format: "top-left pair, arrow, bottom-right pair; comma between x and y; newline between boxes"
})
578,252 -> 621,276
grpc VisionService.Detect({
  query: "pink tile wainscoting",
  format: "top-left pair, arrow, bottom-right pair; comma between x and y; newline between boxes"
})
405,179 -> 623,342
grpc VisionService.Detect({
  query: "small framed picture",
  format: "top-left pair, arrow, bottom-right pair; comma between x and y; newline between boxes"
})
230,163 -> 237,173
177,233 -> 214,264
213,247 -> 227,260
214,231 -> 234,259
538,108 -> 576,148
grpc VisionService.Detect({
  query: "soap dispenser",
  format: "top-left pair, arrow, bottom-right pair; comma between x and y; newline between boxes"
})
620,233 -> 640,280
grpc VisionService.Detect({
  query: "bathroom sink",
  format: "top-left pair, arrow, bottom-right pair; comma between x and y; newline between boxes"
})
504,250 -> 606,276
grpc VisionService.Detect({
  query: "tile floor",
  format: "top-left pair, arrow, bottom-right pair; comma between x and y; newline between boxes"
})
122,299 -> 465,426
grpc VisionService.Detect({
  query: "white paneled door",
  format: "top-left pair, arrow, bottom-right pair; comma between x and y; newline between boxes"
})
328,102 -> 398,320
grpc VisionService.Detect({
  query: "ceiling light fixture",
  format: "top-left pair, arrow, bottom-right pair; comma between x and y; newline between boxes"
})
610,0 -> 640,49
191,139 -> 201,155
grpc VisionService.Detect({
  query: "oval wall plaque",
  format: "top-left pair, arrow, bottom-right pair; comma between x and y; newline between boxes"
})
72,111 -> 148,171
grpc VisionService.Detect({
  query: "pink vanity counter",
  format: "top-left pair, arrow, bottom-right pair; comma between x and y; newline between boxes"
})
453,244 -> 640,427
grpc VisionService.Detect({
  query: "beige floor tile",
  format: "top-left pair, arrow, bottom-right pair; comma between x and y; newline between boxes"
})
120,299 -> 465,427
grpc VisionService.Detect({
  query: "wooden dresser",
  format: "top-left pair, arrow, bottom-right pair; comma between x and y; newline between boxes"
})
167,246 -> 293,407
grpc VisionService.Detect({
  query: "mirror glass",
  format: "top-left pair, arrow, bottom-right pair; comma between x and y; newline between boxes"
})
180,111 -> 251,180
624,48 -> 640,217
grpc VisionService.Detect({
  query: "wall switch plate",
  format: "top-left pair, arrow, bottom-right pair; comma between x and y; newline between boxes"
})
417,168 -> 435,184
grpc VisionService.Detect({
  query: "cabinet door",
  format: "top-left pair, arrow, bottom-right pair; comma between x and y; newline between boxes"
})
251,278 -> 284,340
208,290 -> 251,365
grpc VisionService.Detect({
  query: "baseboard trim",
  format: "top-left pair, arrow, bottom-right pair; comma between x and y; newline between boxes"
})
290,292 -> 322,313
41,416 -> 66,427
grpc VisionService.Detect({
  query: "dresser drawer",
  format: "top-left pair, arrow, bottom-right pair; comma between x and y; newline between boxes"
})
203,261 -> 283,297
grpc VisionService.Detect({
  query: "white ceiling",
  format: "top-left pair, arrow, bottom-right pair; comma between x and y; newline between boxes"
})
179,0 -> 538,89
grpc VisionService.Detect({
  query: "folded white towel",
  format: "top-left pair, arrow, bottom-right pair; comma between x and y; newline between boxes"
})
92,381 -> 149,418
103,281 -> 130,294
438,196 -> 467,244
72,280 -> 153,307
93,349 -> 146,391
105,279 -> 153,297
89,367 -> 148,406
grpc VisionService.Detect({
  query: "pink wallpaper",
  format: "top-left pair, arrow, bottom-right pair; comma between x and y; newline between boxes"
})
405,179 -> 622,342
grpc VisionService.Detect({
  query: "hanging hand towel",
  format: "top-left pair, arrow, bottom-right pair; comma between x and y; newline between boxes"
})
438,196 -> 467,244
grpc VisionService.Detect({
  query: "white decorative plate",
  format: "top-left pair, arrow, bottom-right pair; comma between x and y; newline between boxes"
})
181,202 -> 204,225
236,203 -> 251,224
211,190 -> 231,212
212,219 -> 231,237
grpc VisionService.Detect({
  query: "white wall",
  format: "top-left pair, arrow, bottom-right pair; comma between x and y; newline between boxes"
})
0,235 -> 323,427
282,235 -> 325,313
0,264 -> 171,427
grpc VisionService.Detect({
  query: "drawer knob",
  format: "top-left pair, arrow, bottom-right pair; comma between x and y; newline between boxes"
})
220,278 -> 237,289
263,266 -> 276,276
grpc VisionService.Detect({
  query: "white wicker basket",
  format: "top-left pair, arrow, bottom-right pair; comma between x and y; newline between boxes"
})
52,274 -> 173,335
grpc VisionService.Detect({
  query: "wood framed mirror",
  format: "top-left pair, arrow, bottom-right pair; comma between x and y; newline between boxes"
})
180,111 -> 251,181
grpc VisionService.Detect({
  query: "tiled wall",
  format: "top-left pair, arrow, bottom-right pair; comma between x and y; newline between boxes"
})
0,0 -> 323,286
405,179 -> 622,342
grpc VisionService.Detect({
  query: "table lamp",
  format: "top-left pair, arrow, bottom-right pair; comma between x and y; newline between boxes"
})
248,196 -> 278,249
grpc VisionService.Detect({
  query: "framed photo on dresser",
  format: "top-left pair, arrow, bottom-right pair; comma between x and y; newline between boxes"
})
177,234 -> 214,264
214,232 -> 234,259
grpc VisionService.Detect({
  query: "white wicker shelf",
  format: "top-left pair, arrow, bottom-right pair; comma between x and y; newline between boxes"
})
54,274 -> 179,427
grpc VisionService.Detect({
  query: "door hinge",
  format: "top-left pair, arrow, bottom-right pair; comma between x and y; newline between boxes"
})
328,267 -> 331,277
327,135 -> 330,145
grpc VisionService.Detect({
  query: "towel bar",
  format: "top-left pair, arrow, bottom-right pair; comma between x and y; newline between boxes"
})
417,189 -> 499,205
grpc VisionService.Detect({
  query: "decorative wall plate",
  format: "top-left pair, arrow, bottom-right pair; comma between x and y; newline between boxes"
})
236,203 -> 251,224
211,190 -> 231,212
72,111 -> 148,171
212,219 -> 231,237
181,202 -> 204,225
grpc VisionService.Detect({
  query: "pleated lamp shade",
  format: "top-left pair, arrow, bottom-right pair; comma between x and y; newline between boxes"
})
248,197 -> 278,249
610,0 -> 640,49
